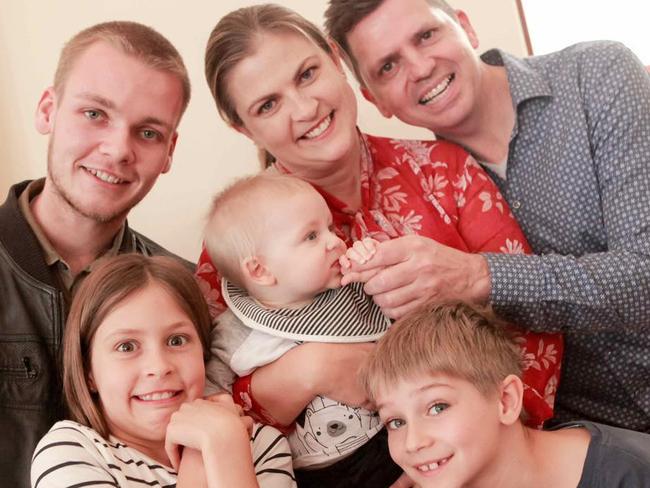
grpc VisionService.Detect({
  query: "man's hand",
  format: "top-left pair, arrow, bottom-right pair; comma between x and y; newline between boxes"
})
341,235 -> 491,319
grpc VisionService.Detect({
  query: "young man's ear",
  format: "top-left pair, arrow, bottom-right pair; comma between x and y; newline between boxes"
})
241,256 -> 276,286
162,132 -> 178,174
497,374 -> 524,425
35,87 -> 57,135
361,86 -> 394,119
455,10 -> 479,49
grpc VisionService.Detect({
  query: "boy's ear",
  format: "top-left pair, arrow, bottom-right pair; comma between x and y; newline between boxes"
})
497,374 -> 523,425
241,256 -> 276,286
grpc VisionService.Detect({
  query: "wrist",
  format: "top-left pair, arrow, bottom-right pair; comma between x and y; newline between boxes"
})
469,254 -> 492,305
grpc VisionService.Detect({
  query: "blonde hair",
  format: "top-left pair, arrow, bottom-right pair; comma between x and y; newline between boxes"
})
204,173 -> 318,287
204,4 -> 332,126
63,254 -> 211,438
361,302 -> 522,402
54,20 -> 191,117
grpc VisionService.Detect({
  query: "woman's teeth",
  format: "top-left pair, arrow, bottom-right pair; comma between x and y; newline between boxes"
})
419,74 -> 454,105
303,113 -> 333,139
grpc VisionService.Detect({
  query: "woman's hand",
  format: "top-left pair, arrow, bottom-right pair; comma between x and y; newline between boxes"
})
340,235 -> 491,319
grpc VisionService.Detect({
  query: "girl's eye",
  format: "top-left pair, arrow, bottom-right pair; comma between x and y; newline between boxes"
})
84,109 -> 103,120
168,335 -> 188,347
428,403 -> 449,416
300,67 -> 315,82
259,99 -> 276,114
116,342 -> 136,353
141,129 -> 160,140
306,231 -> 318,241
386,418 -> 405,430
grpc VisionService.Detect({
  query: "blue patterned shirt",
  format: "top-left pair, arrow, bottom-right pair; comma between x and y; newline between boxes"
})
480,42 -> 650,431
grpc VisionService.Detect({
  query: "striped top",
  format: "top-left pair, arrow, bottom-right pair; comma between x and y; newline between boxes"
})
31,420 -> 296,488
222,280 -> 390,342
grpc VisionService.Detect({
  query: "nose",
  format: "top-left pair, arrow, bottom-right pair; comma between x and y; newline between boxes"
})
326,231 -> 345,252
404,424 -> 433,453
99,125 -> 136,164
289,90 -> 318,123
405,47 -> 435,83
144,346 -> 173,379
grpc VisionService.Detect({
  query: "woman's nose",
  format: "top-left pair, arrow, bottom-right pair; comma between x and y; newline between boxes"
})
289,91 -> 318,122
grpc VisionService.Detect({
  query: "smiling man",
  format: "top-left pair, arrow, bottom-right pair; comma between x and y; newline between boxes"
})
0,21 -> 191,487
325,0 -> 650,433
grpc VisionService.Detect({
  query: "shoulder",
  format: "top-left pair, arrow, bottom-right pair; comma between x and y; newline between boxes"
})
125,227 -> 194,270
362,133 -> 469,168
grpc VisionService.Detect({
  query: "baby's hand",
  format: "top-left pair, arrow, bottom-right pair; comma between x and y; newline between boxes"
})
339,238 -> 379,272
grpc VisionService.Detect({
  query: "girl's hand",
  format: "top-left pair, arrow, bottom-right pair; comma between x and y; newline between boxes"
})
165,398 -> 250,470
205,392 -> 254,434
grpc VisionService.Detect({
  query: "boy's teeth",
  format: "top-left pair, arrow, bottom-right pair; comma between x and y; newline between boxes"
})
304,114 -> 332,139
419,75 -> 453,105
86,168 -> 124,184
137,391 -> 175,401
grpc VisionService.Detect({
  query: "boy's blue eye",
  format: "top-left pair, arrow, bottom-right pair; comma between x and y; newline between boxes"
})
168,334 -> 188,347
116,341 -> 136,353
428,403 -> 448,416
386,418 -> 405,430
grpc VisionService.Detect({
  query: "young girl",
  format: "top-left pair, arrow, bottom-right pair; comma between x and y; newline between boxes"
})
31,254 -> 295,488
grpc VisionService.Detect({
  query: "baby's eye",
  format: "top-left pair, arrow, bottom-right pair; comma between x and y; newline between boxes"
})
168,335 -> 188,347
116,341 -> 136,353
306,231 -> 318,241
428,403 -> 449,416
386,418 -> 405,430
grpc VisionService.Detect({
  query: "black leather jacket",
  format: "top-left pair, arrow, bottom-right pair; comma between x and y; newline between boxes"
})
0,180 -> 188,487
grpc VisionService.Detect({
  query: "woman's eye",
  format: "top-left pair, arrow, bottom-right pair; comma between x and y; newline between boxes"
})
428,403 -> 449,416
116,342 -> 136,353
84,109 -> 103,120
259,100 -> 276,114
386,418 -> 405,430
168,335 -> 188,347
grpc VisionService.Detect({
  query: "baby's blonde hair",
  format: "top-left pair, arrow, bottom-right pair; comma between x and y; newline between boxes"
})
361,302 -> 523,402
204,173 -> 318,288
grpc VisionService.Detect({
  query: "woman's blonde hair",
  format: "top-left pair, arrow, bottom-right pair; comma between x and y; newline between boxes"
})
205,4 -> 332,126
62,254 -> 211,437
361,302 -> 523,402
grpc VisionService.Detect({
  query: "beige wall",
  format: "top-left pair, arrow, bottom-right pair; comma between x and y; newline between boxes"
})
0,0 -> 527,261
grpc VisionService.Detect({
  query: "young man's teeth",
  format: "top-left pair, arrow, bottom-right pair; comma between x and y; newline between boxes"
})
87,168 -> 124,184
304,114 -> 332,139
137,391 -> 175,401
419,462 -> 440,472
419,75 -> 454,105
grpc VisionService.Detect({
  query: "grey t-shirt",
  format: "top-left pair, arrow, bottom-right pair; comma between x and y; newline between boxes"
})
553,421 -> 650,486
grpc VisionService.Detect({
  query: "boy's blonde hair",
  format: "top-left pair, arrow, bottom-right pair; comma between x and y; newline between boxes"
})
361,302 -> 523,402
204,173 -> 317,288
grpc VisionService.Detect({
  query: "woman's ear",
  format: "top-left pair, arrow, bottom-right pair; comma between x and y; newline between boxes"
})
497,374 -> 524,425
232,123 -> 254,141
326,38 -> 346,73
241,256 -> 276,287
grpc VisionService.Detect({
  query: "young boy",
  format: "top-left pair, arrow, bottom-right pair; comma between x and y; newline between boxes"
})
203,173 -> 402,487
361,302 -> 650,487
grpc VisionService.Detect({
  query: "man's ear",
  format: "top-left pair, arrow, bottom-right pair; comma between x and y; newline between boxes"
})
455,10 -> 479,49
35,87 -> 57,135
162,132 -> 178,174
497,374 -> 524,425
361,86 -> 394,119
241,256 -> 276,286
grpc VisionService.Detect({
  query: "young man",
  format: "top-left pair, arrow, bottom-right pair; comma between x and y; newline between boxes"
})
361,302 -> 650,488
0,21 -> 191,487
325,0 -> 650,432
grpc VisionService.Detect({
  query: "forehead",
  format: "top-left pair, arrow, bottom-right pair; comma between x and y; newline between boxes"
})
61,41 -> 184,126
263,186 -> 328,228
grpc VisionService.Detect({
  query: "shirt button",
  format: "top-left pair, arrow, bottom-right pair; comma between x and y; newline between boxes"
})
511,200 -> 521,209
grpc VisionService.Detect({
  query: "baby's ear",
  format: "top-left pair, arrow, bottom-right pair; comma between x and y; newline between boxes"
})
241,256 -> 276,286
497,374 -> 524,426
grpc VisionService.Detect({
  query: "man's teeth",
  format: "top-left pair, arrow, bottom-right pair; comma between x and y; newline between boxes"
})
86,168 -> 124,184
137,391 -> 176,401
419,75 -> 454,105
303,114 -> 332,139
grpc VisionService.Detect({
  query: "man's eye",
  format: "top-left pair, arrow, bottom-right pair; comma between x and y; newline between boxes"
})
386,418 -> 405,430
380,62 -> 394,75
168,335 -> 188,347
259,100 -> 276,114
116,342 -> 136,353
428,403 -> 449,416
141,129 -> 159,140
84,110 -> 103,120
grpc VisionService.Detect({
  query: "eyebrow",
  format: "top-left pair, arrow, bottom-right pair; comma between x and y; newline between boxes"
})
74,92 -> 174,132
101,321 -> 195,341
376,381 -> 451,411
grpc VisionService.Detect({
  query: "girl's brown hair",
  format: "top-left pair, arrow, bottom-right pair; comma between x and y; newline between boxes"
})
204,3 -> 332,127
62,254 -> 211,437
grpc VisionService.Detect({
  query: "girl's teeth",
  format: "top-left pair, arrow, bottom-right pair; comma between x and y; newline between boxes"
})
419,75 -> 453,104
137,391 -> 175,401
87,168 -> 124,184
419,462 -> 439,472
304,114 -> 332,139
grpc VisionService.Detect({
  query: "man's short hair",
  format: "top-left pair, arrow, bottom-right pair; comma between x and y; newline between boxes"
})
324,0 -> 457,83
204,173 -> 316,288
54,20 -> 191,116
361,302 -> 523,402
